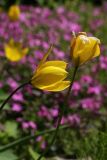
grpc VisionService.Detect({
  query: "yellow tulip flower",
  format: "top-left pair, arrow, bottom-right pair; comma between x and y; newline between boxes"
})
4,39 -> 28,62
70,32 -> 100,66
31,46 -> 70,92
8,5 -> 20,21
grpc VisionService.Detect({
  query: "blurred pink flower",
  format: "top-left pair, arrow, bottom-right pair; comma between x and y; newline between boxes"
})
12,103 -> 22,112
90,19 -> 104,30
88,86 -> 101,95
22,122 -> 29,129
29,121 -> 37,129
41,141 -> 46,149
7,78 -> 18,89
99,56 -> 107,70
81,75 -> 92,84
93,8 -> 101,16
81,98 -> 101,111
56,7 -> 65,14
50,108 -> 59,117
16,117 -> 23,122
12,93 -> 24,101
72,82 -> 81,95
67,114 -> 80,126
36,136 -> 42,142
37,105 -> 52,120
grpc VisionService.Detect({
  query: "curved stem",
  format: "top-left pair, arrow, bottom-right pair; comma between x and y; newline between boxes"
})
37,66 -> 78,160
0,81 -> 30,112
0,125 -> 70,152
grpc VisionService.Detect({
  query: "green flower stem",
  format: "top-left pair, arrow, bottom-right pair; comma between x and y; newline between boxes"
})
37,66 -> 78,160
0,81 -> 30,112
0,125 -> 70,152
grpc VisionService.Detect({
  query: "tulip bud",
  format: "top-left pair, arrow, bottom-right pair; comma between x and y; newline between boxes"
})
70,32 -> 100,66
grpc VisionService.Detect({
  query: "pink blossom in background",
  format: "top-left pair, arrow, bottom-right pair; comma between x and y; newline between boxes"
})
91,65 -> 98,73
93,8 -> 101,16
34,51 -> 43,60
50,107 -> 59,117
19,13 -> 26,22
7,78 -> 18,89
67,114 -> 80,126
87,86 -> 101,95
81,98 -> 101,111
68,22 -> 81,32
37,105 -> 52,120
53,48 -> 65,59
12,103 -> 22,112
42,41 -> 49,49
0,51 -> 4,56
56,6 -> 65,14
72,82 -> 81,96
12,93 -> 24,102
99,56 -> 107,70
67,11 -> 79,21
60,117 -> 67,125
29,121 -> 37,129
90,19 -> 104,31
81,75 -> 93,85
64,33 -> 71,41
36,136 -> 42,142
41,141 -> 46,149
16,117 -> 23,122
22,122 -> 29,129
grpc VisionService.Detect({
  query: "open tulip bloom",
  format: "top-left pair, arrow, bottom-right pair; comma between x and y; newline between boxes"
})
4,39 -> 29,62
31,45 -> 70,91
70,32 -> 100,66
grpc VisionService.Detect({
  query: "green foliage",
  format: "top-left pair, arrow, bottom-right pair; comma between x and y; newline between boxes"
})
5,121 -> 19,138
0,91 -> 10,111
28,147 -> 46,160
56,128 -> 107,159
98,70 -> 107,84
0,150 -> 18,160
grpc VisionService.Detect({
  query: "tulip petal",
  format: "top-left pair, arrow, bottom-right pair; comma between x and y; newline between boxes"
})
38,44 -> 53,68
32,66 -> 68,87
78,37 -> 100,64
35,81 -> 70,91
89,37 -> 100,58
5,44 -> 22,61
4,39 -> 28,62
38,61 -> 67,71
72,35 -> 100,65
93,45 -> 100,58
